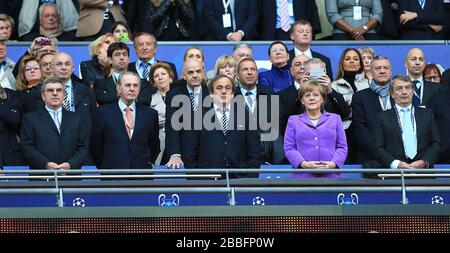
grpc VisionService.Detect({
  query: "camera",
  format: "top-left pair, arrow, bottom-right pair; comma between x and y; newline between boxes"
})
39,38 -> 52,46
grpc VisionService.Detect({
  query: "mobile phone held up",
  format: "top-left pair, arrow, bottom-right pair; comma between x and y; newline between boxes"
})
310,67 -> 325,81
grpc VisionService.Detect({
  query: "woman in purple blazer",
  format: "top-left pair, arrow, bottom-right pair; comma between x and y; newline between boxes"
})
284,80 -> 348,178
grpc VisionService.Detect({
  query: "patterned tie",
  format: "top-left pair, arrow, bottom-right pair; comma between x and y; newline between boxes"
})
189,92 -> 198,111
220,108 -> 229,136
125,106 -> 133,139
52,111 -> 60,133
142,62 -> 150,81
412,80 -> 421,107
245,91 -> 254,112
279,0 -> 291,32
400,108 -> 417,159
63,85 -> 72,111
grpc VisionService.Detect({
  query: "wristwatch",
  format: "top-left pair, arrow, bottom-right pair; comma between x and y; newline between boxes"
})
362,25 -> 368,32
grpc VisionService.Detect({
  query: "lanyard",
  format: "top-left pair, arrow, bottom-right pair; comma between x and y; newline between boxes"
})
222,0 -> 231,14
393,106 -> 415,134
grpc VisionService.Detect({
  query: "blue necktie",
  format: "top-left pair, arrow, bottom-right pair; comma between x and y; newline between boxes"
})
412,80 -> 421,107
189,92 -> 198,111
401,108 -> 417,159
219,108 -> 229,136
63,85 -> 73,111
244,91 -> 253,112
142,62 -> 150,80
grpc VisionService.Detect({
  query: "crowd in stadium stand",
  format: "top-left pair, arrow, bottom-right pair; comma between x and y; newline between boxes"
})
0,0 -> 450,179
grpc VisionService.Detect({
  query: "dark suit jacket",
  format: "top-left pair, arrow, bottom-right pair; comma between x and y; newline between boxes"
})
0,89 -> 25,167
421,80 -> 440,107
374,106 -> 440,167
375,0 -> 400,39
164,83 -> 209,157
352,88 -> 394,165
94,76 -> 156,106
398,0 -> 445,39
80,59 -> 105,87
128,60 -> 178,81
427,86 -> 450,163
20,108 -> 90,169
204,0 -> 258,40
90,102 -> 160,169
125,0 -> 150,33
257,0 -> 321,40
20,30 -> 77,41
288,49 -> 333,80
184,103 -> 260,179
279,84 -> 350,136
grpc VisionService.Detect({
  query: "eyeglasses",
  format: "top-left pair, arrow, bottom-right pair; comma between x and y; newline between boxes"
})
44,88 -> 63,93
25,66 -> 40,72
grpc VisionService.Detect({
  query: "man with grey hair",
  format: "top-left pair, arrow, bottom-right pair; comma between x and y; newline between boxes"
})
0,14 -> 14,40
21,3 -> 77,41
90,71 -> 160,169
0,38 -> 16,90
20,76 -> 90,170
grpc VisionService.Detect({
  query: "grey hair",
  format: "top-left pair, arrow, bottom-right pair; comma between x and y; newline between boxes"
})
39,3 -> 60,19
304,58 -> 326,72
390,75 -> 412,93
117,71 -> 141,87
41,76 -> 64,93
232,43 -> 253,53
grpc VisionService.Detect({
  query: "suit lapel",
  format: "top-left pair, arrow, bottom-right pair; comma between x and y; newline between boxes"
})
37,109 -> 60,134
113,103 -> 131,140
60,110 -> 74,134
132,104 -> 143,141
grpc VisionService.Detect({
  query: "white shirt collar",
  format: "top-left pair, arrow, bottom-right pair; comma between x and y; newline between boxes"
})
45,105 -> 62,113
395,103 -> 413,112
186,84 -> 201,94
240,85 -> 257,96
411,76 -> 424,88
294,80 -> 301,90
294,47 -> 312,58
118,98 -> 136,112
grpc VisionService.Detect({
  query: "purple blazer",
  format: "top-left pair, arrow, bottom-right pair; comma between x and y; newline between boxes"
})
284,111 -> 348,178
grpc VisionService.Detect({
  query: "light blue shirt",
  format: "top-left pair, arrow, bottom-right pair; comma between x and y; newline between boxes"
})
275,0 -> 295,29
136,58 -> 156,79
45,105 -> 62,131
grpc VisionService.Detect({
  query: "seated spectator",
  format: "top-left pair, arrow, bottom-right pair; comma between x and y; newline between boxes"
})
0,38 -> 15,90
16,0 -> 79,40
258,41 -> 293,93
423,64 -> 443,84
21,3 -> 77,41
143,0 -> 196,41
358,47 -> 375,80
149,62 -> 174,165
284,80 -> 348,178
213,55 -> 236,83
204,0 -> 257,41
325,0 -> 383,40
15,55 -> 43,113
374,75 -> 440,170
110,21 -> 132,42
206,43 -> 252,79
39,52 -> 55,80
398,0 -> 445,40
76,0 -> 126,41
80,33 -> 115,87
0,14 -> 14,40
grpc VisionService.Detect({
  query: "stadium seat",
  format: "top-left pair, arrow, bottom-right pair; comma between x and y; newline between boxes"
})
259,164 -> 292,179
432,164 -> 450,180
343,164 -> 364,179
80,165 -> 100,181
2,166 -> 30,181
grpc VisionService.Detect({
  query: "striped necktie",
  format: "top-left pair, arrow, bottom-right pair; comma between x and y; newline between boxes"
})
279,0 -> 291,32
189,92 -> 198,111
412,80 -> 421,106
63,85 -> 72,111
220,108 -> 229,136
142,62 -> 150,81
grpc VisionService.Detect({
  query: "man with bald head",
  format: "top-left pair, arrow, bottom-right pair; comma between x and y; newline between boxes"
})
165,59 -> 209,168
404,48 -> 439,107
51,52 -> 96,120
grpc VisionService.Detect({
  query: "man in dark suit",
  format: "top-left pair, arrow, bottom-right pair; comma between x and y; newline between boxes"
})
125,0 -> 150,33
376,0 -> 400,39
404,48 -> 439,107
128,33 -> 178,82
20,76 -> 90,170
428,84 -> 450,163
90,71 -> 160,169
398,0 -> 445,40
184,74 -> 260,178
94,42 -> 155,106
280,56 -> 350,136
52,52 -> 96,121
257,0 -> 321,40
165,59 -> 209,169
287,20 -> 332,79
234,58 -> 282,164
0,87 -> 25,167
352,56 -> 395,176
203,0 -> 258,41
374,75 -> 440,170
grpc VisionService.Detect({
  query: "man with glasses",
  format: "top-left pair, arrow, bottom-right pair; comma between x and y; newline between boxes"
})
20,76 -> 90,171
39,52 -> 55,79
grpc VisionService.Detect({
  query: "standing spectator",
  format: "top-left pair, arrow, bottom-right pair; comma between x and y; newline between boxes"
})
257,0 -> 321,40
258,41 -> 293,93
76,0 -> 127,41
376,0 -> 400,39
21,3 -> 77,41
288,20 -> 333,79
149,62 -> 174,165
0,38 -> 15,90
358,47 -> 375,80
124,0 -> 151,34
325,0 -> 383,40
398,0 -> 445,40
143,0 -> 196,41
284,80 -> 348,178
191,0 -> 210,39
423,64 -> 443,84
20,76 -> 90,170
80,33 -> 115,87
110,21 -> 131,42
204,0 -> 258,41
0,14 -> 14,40
90,71 -> 160,169
14,0 -> 79,40
15,56 -> 43,113
404,48 -> 439,107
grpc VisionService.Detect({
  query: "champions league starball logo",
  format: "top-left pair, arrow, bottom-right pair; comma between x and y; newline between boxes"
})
252,196 -> 265,206
158,194 -> 180,206
72,197 -> 86,207
337,193 -> 359,205
431,196 -> 444,205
